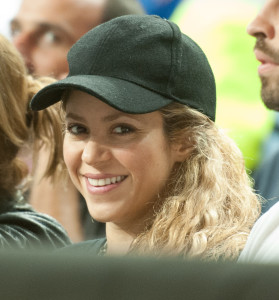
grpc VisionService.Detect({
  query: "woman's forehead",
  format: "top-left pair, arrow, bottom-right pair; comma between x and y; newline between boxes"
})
65,89 -> 161,119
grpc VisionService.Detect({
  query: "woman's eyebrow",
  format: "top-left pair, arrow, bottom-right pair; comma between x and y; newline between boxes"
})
65,112 -> 85,122
66,111 -> 142,122
102,112 -> 142,122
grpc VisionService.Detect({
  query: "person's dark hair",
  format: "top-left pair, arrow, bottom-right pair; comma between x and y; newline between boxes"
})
102,0 -> 145,23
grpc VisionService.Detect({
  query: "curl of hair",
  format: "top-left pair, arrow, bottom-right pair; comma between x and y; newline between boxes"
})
131,102 -> 261,261
26,75 -> 64,180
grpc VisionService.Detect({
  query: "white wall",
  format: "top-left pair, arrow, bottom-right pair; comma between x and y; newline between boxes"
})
0,1 -> 21,38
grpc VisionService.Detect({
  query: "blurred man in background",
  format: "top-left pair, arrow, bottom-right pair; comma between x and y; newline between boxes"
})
11,0 -> 144,79
246,0 -> 279,213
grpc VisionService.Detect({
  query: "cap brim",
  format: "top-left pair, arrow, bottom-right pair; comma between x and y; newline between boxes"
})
30,75 -> 173,113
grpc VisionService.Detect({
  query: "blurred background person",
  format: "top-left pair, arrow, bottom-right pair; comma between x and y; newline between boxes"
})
244,0 -> 279,214
10,0 -> 144,79
0,33 -> 71,249
170,0 -> 279,215
171,0 -> 271,175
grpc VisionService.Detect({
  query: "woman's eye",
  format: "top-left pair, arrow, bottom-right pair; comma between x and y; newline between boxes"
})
112,125 -> 133,135
67,124 -> 86,135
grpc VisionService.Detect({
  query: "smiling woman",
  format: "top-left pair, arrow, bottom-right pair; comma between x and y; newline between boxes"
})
30,15 -> 260,260
63,91 -> 181,237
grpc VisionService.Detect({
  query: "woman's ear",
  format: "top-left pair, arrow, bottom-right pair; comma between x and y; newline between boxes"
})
171,142 -> 193,162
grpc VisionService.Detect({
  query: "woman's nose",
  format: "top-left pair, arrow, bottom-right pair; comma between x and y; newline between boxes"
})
81,140 -> 111,165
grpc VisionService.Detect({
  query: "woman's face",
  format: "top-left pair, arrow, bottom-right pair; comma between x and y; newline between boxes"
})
63,90 -> 182,231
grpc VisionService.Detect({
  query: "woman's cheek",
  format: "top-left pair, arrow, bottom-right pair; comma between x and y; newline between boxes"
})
63,139 -> 77,171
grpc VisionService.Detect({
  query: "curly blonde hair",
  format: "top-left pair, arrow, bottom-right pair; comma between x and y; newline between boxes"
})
130,102 -> 261,261
0,34 -> 63,199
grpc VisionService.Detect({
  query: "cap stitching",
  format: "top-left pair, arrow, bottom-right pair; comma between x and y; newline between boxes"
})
165,20 -> 181,98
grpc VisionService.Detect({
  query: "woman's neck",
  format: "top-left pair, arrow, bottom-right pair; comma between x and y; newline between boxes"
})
105,222 -> 139,256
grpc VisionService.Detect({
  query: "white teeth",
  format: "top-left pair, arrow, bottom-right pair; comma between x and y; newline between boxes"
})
88,176 -> 125,187
89,179 -> 98,186
99,179 -> 106,186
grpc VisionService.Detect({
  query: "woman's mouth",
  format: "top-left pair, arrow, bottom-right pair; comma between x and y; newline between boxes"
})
88,175 -> 126,187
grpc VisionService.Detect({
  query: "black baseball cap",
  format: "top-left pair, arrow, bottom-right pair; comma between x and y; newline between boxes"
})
30,14 -> 216,121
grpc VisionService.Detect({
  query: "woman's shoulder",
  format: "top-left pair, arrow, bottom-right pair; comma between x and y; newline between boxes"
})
238,201 -> 279,264
60,238 -> 107,255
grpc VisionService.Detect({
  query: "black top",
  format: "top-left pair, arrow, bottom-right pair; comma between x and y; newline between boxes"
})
79,194 -> 106,240
60,238 -> 106,255
0,195 -> 71,250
